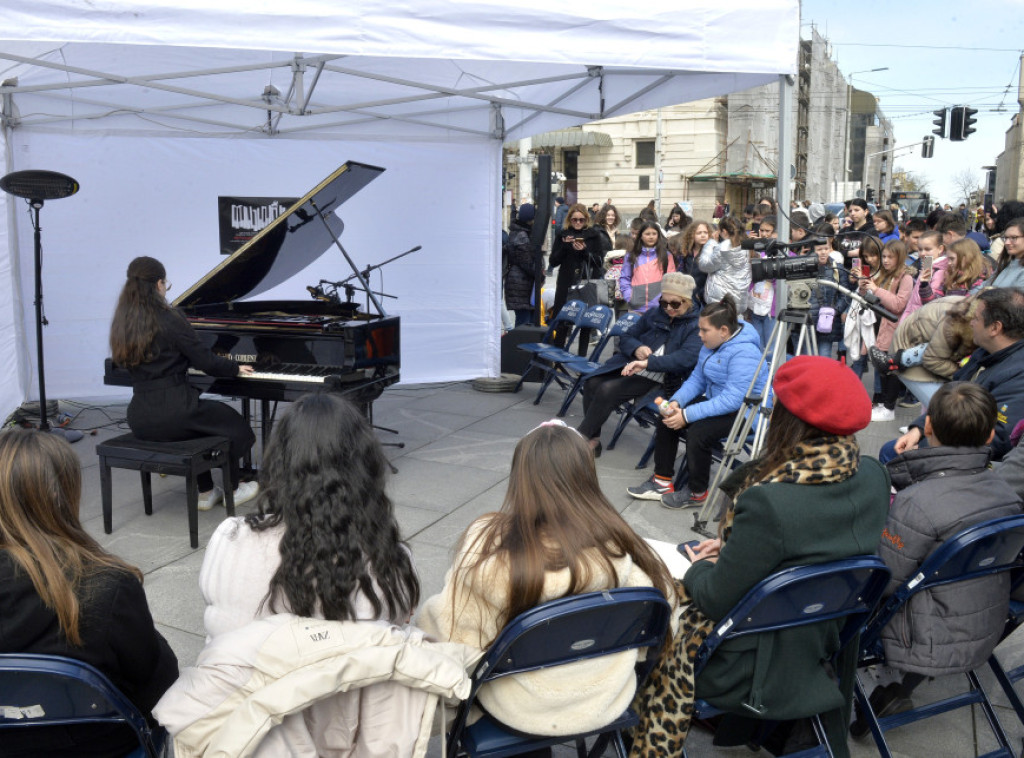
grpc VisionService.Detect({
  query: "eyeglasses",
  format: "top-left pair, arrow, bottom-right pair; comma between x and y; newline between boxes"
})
1003,234 -> 1023,244
660,298 -> 685,310
569,216 -> 586,223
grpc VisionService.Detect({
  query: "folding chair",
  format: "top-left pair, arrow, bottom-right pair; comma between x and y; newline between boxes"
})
551,311 -> 643,417
854,514 -> 1024,758
445,586 -> 672,758
606,389 -> 661,456
987,573 -> 1024,727
0,653 -> 165,758
529,304 -> 614,408
512,299 -> 586,394
686,556 -> 891,758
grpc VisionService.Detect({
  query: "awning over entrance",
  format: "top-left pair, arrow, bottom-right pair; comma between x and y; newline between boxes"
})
527,129 -> 614,149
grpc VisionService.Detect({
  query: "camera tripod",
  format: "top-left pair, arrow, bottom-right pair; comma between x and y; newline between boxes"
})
689,275 -> 896,537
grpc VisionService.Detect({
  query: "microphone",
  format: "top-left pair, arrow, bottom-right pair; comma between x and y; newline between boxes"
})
740,236 -> 825,252
307,284 -> 333,302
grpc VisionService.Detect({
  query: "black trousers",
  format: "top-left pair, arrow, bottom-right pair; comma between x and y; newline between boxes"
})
879,373 -> 903,411
127,382 -> 255,492
653,411 -> 735,493
577,373 -> 658,440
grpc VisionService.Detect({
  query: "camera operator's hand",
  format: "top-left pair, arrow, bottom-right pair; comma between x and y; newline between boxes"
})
894,426 -> 922,454
634,346 -> 653,360
622,360 -> 648,376
663,404 -> 687,430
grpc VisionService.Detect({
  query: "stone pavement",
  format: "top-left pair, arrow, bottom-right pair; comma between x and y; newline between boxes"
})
60,373 -> 1024,757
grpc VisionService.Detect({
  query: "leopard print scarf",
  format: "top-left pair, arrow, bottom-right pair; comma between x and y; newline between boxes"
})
628,435 -> 860,758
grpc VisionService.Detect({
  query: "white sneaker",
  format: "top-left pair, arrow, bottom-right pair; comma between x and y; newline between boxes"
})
871,406 -> 895,422
198,486 -> 224,511
231,480 -> 259,507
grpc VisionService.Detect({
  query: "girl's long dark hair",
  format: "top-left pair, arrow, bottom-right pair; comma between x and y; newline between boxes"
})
629,221 -> 670,271
247,393 -> 419,622
110,256 -> 169,367
744,398 -> 841,486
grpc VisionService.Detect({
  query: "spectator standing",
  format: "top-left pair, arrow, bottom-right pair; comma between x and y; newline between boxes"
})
594,203 -> 621,253
678,220 -> 711,304
700,215 -> 750,312
620,222 -> 677,314
549,203 -> 605,354
503,203 -> 538,326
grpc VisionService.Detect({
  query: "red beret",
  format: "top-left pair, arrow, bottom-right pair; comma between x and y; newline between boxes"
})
772,356 -> 871,436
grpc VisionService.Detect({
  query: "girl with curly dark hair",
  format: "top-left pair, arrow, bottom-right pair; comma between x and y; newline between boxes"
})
109,256 -> 257,509
200,392 -> 419,633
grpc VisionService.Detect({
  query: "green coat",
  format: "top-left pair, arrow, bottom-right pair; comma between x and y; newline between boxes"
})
684,457 -> 890,752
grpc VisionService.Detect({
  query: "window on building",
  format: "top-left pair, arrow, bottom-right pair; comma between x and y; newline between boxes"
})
635,140 -> 655,168
639,175 -> 650,191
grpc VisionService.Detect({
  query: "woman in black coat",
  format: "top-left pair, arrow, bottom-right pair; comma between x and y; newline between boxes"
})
549,202 -> 605,355
504,203 -> 537,326
109,256 -> 258,509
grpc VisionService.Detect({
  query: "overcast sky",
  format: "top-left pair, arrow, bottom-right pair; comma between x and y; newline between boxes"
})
800,0 -> 1024,205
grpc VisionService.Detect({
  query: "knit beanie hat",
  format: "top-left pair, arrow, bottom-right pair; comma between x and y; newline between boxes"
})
772,355 -> 871,436
660,273 -> 695,301
517,203 -> 536,222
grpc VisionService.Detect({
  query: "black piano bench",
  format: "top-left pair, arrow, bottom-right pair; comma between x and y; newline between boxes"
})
96,434 -> 236,549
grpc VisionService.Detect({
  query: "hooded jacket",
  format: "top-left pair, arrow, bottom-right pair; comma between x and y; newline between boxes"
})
699,238 -> 750,312
670,320 -> 769,423
879,446 -> 1023,675
153,615 -> 477,758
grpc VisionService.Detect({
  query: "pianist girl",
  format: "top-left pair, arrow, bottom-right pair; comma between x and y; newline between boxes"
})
109,256 -> 258,508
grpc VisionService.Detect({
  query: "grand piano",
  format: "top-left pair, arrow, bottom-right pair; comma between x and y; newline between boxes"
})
105,161 -> 400,426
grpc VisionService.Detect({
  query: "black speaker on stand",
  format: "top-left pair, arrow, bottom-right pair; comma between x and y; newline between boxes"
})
0,170 -> 81,439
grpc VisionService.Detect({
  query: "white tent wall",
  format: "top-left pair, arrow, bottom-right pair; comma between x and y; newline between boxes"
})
0,126 -> 27,416
6,131 -> 499,400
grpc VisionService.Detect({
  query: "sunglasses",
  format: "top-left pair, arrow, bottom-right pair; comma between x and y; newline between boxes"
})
569,216 -> 586,222
660,298 -> 685,310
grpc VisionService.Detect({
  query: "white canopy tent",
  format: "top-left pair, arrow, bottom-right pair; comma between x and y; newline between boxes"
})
0,0 -> 798,416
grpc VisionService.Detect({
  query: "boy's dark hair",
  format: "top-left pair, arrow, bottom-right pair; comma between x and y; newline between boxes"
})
904,217 -> 927,233
935,212 -> 967,236
978,287 -> 1024,339
760,214 -> 777,230
925,207 -> 946,229
928,382 -> 996,447
849,198 -> 869,211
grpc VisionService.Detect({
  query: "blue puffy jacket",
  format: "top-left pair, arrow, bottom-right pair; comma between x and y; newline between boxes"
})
670,320 -> 769,423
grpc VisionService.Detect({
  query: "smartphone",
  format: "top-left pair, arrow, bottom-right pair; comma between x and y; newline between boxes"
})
921,255 -> 933,272
862,264 -> 872,277
851,257 -> 861,272
677,540 -> 701,555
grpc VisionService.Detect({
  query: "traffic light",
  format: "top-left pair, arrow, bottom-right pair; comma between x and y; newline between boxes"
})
932,108 -> 947,139
961,106 -> 978,140
921,135 -> 935,158
949,105 -> 978,141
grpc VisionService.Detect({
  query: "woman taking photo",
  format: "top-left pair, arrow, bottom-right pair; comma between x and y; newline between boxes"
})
110,256 -> 258,509
420,421 -> 674,738
629,356 -> 889,758
859,240 -> 915,421
0,429 -> 178,757
549,203 -> 605,354
664,203 -> 690,236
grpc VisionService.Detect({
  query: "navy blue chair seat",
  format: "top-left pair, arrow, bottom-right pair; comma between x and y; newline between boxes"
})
529,304 -> 614,409
445,587 -> 672,758
0,653 -> 165,758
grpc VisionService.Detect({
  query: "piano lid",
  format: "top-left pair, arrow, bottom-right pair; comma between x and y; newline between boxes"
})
174,161 -> 385,308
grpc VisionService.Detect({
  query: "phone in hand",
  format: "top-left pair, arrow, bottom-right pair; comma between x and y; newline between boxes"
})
862,264 -> 872,277
678,540 -> 701,555
851,257 -> 861,273
921,255 -> 933,272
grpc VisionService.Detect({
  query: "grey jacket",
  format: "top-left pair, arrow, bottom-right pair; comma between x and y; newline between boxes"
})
879,446 -> 1023,676
698,239 -> 750,312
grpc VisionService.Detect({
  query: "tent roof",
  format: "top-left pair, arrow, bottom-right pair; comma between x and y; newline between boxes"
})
0,0 -> 799,142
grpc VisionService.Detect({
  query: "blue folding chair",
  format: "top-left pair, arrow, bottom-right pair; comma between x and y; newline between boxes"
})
529,304 -> 614,408
0,653 -> 165,758
686,556 -> 891,758
854,514 -> 1024,758
512,299 -> 587,394
445,586 -> 672,758
987,572 -> 1024,728
551,311 -> 644,417
606,389 -> 662,455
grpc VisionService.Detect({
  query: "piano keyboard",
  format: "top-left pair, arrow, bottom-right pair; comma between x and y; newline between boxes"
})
188,365 -> 350,384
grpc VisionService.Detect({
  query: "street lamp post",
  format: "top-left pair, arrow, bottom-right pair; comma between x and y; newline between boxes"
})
844,67 -> 889,201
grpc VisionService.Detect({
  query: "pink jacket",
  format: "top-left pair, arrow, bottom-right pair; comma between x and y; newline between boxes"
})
874,272 -> 915,352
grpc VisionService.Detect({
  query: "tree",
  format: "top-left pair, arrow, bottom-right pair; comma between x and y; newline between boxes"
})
951,167 -> 983,207
892,167 -> 930,194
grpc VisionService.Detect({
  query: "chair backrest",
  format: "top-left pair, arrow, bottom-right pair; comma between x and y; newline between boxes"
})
577,304 -> 614,335
609,311 -> 643,337
552,299 -> 587,329
0,653 -> 158,757
861,514 -> 1024,652
694,556 -> 891,674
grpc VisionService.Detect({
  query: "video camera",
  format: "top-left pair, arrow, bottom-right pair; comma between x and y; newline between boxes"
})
743,237 -> 825,283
